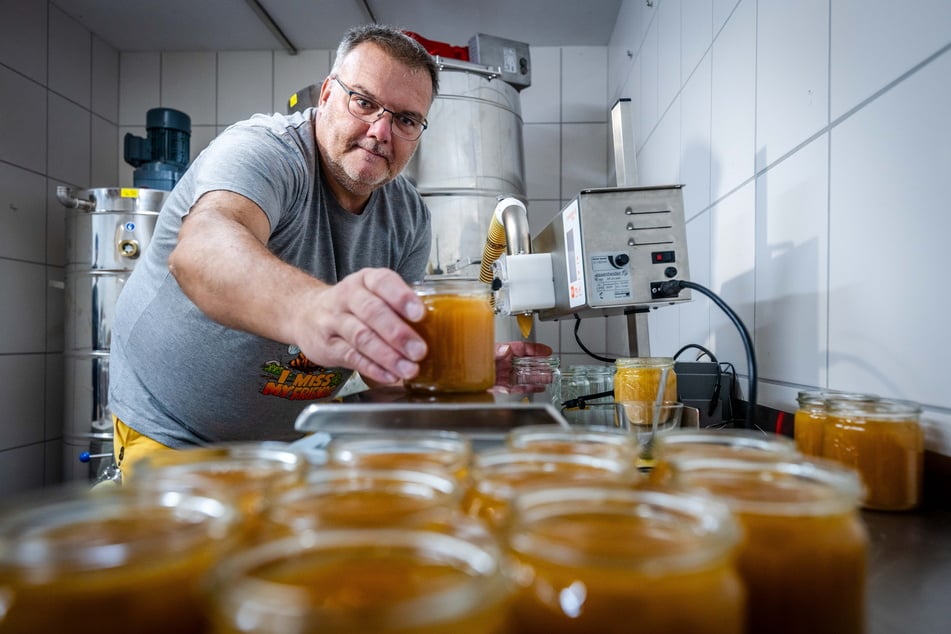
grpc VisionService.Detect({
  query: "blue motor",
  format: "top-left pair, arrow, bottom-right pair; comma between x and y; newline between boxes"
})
123,107 -> 191,191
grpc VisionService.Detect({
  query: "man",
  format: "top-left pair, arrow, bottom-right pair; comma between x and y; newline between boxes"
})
109,24 -> 549,478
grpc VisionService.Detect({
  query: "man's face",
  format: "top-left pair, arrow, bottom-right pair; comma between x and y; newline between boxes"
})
315,43 -> 433,204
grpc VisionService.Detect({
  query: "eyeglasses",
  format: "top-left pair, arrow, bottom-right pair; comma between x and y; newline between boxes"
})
332,75 -> 428,141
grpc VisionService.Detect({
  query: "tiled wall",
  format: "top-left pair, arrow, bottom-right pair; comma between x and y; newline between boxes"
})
609,0 -> 951,455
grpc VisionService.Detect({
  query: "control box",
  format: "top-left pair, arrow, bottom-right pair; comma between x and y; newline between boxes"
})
531,185 -> 691,321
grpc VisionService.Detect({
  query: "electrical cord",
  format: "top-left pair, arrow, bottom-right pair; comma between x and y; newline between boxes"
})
660,280 -> 758,429
573,315 -> 616,363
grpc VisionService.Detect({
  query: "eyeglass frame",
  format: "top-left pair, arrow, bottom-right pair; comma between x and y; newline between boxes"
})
330,75 -> 429,141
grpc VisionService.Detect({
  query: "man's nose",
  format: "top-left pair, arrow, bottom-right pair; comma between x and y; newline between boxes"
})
366,111 -> 393,140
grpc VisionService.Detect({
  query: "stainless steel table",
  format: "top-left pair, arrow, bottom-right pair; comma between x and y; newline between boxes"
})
866,508 -> 951,633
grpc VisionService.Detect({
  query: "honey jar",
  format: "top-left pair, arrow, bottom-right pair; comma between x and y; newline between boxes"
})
206,529 -> 513,633
670,457 -> 868,634
406,278 -> 495,393
504,486 -> 746,633
823,398 -> 923,511
461,448 -> 639,531
130,442 -> 308,523
326,430 -> 473,482
505,424 -> 639,462
262,466 -> 461,536
613,357 -> 677,402
650,428 -> 800,484
0,486 -> 239,634
794,391 -> 879,457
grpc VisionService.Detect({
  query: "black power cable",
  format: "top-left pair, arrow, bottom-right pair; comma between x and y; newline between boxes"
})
660,280 -> 757,428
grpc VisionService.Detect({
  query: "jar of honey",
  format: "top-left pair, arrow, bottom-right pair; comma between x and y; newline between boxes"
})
206,529 -> 514,633
613,357 -> 677,402
671,457 -> 868,634
824,398 -> 923,511
326,430 -> 473,482
0,485 -> 240,634
130,442 -> 308,521
651,428 -> 800,484
407,278 -> 495,393
504,486 -> 745,633
262,467 -> 461,536
506,424 -> 639,462
794,391 -> 879,457
461,448 -> 639,532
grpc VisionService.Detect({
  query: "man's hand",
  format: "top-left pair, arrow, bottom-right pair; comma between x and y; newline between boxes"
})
293,268 -> 428,386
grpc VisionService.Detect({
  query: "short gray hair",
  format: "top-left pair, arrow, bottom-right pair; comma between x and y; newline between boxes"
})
334,24 -> 439,98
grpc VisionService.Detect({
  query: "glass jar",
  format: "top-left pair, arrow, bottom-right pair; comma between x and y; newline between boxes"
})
651,428 -> 800,484
511,355 -> 562,405
824,398 -> 923,511
671,457 -> 868,634
0,486 -> 240,634
461,448 -> 639,532
406,278 -> 495,393
506,424 -> 639,462
504,486 -> 745,633
326,430 -> 473,482
260,467 -> 461,539
206,529 -> 513,634
613,357 -> 677,403
561,365 -> 615,426
794,391 -> 879,457
131,442 -> 308,521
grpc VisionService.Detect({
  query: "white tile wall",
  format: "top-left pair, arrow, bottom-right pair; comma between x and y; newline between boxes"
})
0,162 -> 47,263
830,0 -> 951,120
118,52 -> 159,125
217,51 -> 273,124
657,0 -> 682,116
0,0 -> 47,83
48,5 -> 90,108
0,354 -> 47,450
754,134 -> 829,388
0,65 -> 47,173
709,0 -> 755,202
755,0 -> 829,171
47,92 -> 90,187
561,47 -> 607,123
161,51 -> 216,124
0,260 -> 47,354
828,49 -> 951,407
611,0 -> 951,455
91,37 -> 119,122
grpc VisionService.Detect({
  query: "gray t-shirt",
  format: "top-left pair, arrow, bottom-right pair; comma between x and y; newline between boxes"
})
109,109 -> 431,446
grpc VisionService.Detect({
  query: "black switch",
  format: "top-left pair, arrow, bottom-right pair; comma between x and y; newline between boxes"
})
652,250 -> 676,264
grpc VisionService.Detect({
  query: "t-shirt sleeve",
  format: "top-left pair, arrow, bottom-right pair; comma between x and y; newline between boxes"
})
186,124 -> 307,233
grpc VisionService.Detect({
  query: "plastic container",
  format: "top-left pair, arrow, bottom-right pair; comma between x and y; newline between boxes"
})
824,398 -> 923,511
505,486 -> 745,633
613,357 -> 677,403
671,457 -> 869,634
0,486 -> 239,634
407,278 -> 495,393
206,529 -> 513,633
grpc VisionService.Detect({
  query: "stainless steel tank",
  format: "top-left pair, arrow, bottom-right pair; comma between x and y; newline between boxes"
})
57,186 -> 168,481
403,58 -> 528,341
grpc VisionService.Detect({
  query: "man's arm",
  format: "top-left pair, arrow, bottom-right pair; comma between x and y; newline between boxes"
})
168,190 -> 427,385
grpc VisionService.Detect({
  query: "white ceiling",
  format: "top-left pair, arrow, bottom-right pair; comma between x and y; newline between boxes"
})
50,0 -> 623,53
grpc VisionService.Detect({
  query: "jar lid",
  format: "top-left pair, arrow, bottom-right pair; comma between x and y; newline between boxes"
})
615,357 -> 675,368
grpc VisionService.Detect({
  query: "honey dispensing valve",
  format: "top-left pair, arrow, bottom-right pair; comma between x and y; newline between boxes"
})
479,197 -> 556,338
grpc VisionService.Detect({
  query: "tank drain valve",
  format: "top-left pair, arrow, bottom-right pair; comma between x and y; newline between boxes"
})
118,239 -> 140,258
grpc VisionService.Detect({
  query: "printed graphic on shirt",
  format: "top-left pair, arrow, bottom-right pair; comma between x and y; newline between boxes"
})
260,350 -> 348,401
